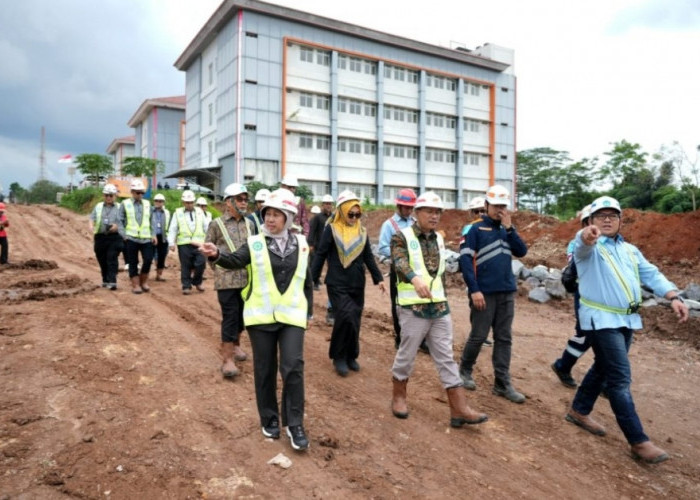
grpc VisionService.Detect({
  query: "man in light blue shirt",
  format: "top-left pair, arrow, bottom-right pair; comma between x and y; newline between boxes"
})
565,196 -> 688,465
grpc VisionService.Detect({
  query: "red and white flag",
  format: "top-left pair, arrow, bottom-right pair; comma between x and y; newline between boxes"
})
58,154 -> 73,164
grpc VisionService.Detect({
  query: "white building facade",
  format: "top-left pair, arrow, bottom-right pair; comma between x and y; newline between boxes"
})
175,0 -> 516,207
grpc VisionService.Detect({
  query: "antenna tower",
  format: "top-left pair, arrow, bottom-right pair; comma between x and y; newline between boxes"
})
39,126 -> 47,181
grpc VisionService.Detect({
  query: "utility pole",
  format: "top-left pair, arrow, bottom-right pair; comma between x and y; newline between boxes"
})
39,126 -> 46,181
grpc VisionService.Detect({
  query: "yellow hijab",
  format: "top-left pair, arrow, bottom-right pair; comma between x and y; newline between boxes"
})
329,200 -> 367,268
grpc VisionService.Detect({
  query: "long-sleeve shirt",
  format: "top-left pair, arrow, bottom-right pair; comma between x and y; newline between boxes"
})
205,213 -> 253,290
307,211 -> 330,249
151,208 -> 170,237
573,231 -> 678,331
0,213 -> 8,237
118,199 -> 153,242
459,215 -> 528,295
378,212 -> 413,259
167,207 -> 209,246
89,203 -> 121,235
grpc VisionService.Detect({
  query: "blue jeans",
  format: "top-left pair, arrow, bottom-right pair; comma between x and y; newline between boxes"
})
571,327 -> 648,445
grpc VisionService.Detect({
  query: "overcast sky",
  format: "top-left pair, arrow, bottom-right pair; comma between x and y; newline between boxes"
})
1,0 -> 698,193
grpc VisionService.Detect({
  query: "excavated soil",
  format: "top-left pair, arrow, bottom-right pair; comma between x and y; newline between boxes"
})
0,204 -> 698,499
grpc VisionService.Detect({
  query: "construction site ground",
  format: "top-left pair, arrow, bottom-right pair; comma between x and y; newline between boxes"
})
1,204 -> 698,499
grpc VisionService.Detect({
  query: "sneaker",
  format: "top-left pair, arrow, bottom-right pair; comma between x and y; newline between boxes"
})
550,362 -> 578,388
483,339 -> 493,347
101,283 -> 108,288
492,383 -> 526,404
108,283 -> 117,291
262,416 -> 280,439
286,425 -> 309,451
459,368 -> 476,390
347,359 -> 360,372
333,359 -> 349,377
182,289 -> 192,295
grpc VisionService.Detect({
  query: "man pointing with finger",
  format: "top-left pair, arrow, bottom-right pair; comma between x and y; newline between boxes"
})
458,185 -> 528,403
565,196 -> 688,464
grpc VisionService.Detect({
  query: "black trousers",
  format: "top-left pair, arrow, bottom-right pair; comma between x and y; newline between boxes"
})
94,233 -> 123,284
125,239 -> 153,278
217,288 -> 245,343
389,264 -> 401,341
248,324 -> 305,428
0,236 -> 7,264
327,285 -> 364,362
153,233 -> 169,270
177,244 -> 205,289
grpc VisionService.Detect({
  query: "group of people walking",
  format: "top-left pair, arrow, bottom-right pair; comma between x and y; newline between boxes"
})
89,179 -> 689,462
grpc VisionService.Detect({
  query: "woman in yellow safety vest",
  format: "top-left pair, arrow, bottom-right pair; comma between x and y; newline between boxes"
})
200,188 -> 313,452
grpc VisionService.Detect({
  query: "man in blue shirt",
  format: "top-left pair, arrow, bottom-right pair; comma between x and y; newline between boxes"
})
566,196 -> 688,464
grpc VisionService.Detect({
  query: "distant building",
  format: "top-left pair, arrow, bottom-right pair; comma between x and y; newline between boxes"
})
106,135 -> 135,175
127,96 -> 186,188
174,0 -> 516,207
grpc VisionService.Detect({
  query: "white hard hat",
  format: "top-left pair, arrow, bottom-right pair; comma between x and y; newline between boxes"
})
254,188 -> 271,202
321,194 -> 334,203
154,193 -> 166,201
467,196 -> 485,210
589,196 -> 621,215
102,184 -> 118,195
485,185 -> 510,206
181,190 -> 196,202
280,174 -> 299,187
223,183 -> 247,199
336,190 -> 360,208
579,204 -> 592,222
130,179 -> 146,192
196,197 -> 208,206
310,205 -> 321,214
263,188 -> 298,215
414,191 -> 444,210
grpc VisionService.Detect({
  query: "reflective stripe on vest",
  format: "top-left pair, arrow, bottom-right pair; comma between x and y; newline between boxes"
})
396,227 -> 446,305
94,201 -> 121,234
214,217 -> 253,270
243,234 -> 309,328
580,242 -> 641,315
175,207 -> 206,245
123,199 -> 151,239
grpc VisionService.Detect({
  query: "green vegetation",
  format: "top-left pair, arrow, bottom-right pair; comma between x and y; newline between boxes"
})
75,154 -> 114,186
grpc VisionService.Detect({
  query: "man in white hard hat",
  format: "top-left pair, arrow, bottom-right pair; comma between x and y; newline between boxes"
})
205,183 -> 255,377
308,194 -> 333,268
565,195 -> 688,464
458,185 -> 528,404
389,191 -> 487,427
248,188 -> 270,232
151,193 -> 171,282
119,179 -> 155,294
280,174 -> 309,237
168,190 -> 209,294
196,197 -> 212,225
89,184 -> 123,290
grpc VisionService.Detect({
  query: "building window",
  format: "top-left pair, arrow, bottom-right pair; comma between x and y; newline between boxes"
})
364,103 -> 376,117
407,110 -> 418,123
349,101 -> 362,115
208,62 -> 214,85
364,61 -> 376,75
299,134 -> 313,149
349,57 -> 362,72
447,79 -> 456,91
407,147 -> 418,159
364,142 -> 376,155
384,64 -> 392,79
393,145 -> 405,158
446,151 -> 456,163
338,98 -> 347,113
316,50 -> 330,66
338,54 -> 347,70
447,117 -> 456,129
465,82 -> 481,96
384,107 -> 392,120
208,140 -> 213,163
384,146 -> 391,157
348,140 -> 362,154
408,70 -> 418,83
208,103 -> 213,126
300,92 -> 313,108
244,124 -> 257,130
393,67 -> 405,81
316,95 -> 329,110
316,136 -> 330,150
300,46 -> 314,63
337,139 -> 347,152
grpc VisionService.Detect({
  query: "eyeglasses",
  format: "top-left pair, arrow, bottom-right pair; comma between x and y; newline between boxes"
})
593,212 -> 620,221
104,194 -> 114,197
473,209 -> 485,214
234,196 -> 249,203
347,212 -> 362,219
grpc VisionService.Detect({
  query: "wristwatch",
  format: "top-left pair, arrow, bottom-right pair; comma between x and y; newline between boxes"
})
670,296 -> 685,304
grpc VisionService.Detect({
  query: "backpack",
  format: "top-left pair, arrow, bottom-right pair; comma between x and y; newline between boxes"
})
561,259 -> 578,293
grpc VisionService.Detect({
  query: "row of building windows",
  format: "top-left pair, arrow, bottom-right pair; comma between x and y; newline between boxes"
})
296,133 -> 484,164
297,44 -> 488,95
297,92 -> 489,130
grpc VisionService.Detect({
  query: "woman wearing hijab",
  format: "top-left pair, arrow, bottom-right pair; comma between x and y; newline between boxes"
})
311,190 -> 386,376
200,188 -> 313,452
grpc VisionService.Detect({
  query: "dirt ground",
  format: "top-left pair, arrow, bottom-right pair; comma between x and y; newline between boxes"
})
1,204 -> 699,499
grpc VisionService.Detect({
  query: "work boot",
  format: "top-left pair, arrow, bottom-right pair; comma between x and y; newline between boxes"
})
459,367 -> 476,390
391,377 -> 409,419
551,361 -> 578,388
139,273 -> 150,292
565,408 -> 606,436
130,276 -> 143,294
631,441 -> 669,464
220,342 -> 240,378
232,341 -> 247,362
446,387 -> 488,427
493,380 -> 526,404
333,359 -> 349,377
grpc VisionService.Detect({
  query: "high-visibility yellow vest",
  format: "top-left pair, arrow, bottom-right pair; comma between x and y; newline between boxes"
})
396,227 -> 446,305
175,207 -> 206,245
93,201 -> 120,234
122,199 -> 152,239
243,233 -> 309,328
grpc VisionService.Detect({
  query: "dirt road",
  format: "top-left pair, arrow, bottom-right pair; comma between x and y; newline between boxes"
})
1,204 -> 698,499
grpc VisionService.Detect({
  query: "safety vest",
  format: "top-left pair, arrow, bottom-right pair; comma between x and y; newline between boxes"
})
396,227 -> 446,305
175,207 -> 206,245
93,201 -> 120,234
580,241 -> 642,315
242,233 -> 309,328
251,212 -> 263,233
122,199 -> 151,239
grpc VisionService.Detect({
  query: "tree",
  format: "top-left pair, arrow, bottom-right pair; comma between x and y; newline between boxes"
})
75,154 -> 113,186
597,140 -> 648,187
9,182 -> 27,203
516,148 -> 571,213
121,157 -> 165,179
657,141 -> 699,211
27,180 -> 63,204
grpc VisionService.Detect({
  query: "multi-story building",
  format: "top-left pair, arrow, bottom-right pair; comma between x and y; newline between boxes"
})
174,0 -> 515,207
127,96 -> 186,187
105,135 -> 135,175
